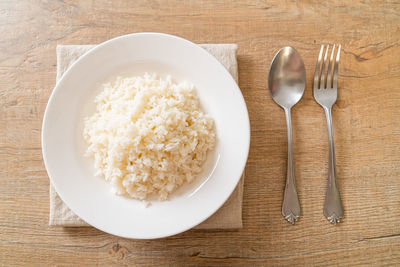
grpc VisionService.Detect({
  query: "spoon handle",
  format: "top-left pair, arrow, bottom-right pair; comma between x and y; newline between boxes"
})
282,108 -> 301,224
323,107 -> 344,224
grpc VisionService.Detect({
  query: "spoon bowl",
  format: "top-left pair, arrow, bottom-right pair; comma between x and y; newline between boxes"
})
268,47 -> 306,109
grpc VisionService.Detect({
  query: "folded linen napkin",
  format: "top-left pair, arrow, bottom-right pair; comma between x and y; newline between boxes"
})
49,44 -> 244,229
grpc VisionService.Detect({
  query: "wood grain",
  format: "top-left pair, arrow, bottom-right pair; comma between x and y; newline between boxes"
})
1,0 -> 400,265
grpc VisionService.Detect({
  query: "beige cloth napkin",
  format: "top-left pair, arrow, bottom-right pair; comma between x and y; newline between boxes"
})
49,44 -> 244,229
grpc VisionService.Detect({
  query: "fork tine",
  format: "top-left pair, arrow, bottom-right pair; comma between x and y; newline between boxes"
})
319,44 -> 329,89
326,44 -> 336,88
332,44 -> 341,89
313,45 -> 324,90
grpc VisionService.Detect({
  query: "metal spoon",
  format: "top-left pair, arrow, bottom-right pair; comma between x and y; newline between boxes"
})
268,47 -> 306,224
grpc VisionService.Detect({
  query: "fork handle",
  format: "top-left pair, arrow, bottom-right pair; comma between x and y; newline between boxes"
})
323,107 -> 344,224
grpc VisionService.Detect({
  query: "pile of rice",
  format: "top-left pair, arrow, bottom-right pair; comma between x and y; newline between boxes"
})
83,73 -> 216,200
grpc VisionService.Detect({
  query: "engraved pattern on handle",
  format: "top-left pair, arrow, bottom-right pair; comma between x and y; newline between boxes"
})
323,107 -> 344,224
282,108 -> 301,224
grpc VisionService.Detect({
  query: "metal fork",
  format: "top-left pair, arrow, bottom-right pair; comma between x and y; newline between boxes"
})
313,44 -> 344,225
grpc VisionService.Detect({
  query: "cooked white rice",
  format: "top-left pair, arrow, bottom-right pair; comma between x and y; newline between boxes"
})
83,73 -> 216,200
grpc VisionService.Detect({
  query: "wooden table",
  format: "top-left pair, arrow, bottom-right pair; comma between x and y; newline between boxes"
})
1,0 -> 399,265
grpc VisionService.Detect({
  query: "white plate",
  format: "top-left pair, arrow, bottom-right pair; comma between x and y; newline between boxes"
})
42,33 -> 250,239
